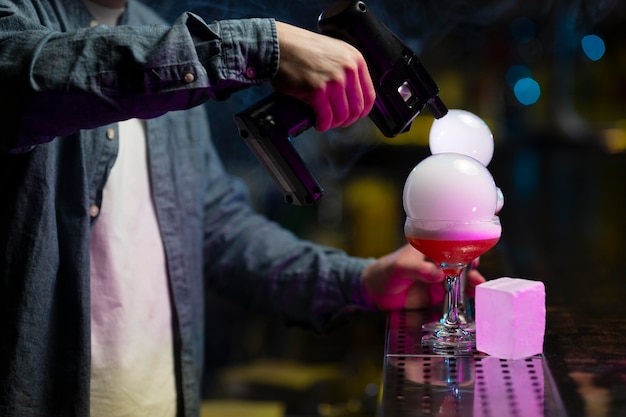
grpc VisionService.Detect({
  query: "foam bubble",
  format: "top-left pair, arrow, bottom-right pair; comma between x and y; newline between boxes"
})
429,109 -> 494,166
404,217 -> 502,240
496,187 -> 505,214
403,153 -> 498,221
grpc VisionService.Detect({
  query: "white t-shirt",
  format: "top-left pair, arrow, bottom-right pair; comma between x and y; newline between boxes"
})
85,3 -> 177,416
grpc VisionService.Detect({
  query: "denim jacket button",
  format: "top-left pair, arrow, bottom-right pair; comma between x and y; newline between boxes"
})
183,72 -> 195,84
245,66 -> 257,79
89,205 -> 100,218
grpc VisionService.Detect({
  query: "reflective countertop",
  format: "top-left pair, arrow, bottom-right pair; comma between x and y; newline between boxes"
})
380,309 -> 567,417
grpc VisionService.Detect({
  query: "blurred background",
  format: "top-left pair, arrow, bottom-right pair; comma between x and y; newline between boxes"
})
143,1 -> 626,415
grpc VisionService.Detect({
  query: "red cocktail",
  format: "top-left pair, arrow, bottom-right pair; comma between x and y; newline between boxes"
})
407,237 -> 500,273
405,217 -> 502,353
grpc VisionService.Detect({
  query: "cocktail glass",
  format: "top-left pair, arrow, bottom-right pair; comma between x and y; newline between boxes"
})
421,265 -> 475,333
423,186 -> 504,334
405,216 -> 501,354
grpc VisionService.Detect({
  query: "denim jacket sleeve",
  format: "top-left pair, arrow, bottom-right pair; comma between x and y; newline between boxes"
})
0,1 -> 278,152
198,141 -> 376,331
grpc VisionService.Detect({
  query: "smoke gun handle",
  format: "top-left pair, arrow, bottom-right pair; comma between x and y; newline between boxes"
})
234,93 -> 323,206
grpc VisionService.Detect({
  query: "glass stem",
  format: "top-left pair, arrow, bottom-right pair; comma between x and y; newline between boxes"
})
441,267 -> 470,324
443,274 -> 461,328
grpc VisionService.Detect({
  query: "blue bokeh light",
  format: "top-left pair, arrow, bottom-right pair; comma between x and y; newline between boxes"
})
581,34 -> 606,61
513,78 -> 541,105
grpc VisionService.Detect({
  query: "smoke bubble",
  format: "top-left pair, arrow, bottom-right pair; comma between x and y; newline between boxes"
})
429,109 -> 494,166
403,153 -> 497,222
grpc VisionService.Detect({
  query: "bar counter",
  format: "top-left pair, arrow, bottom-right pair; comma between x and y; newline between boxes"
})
378,304 -> 626,417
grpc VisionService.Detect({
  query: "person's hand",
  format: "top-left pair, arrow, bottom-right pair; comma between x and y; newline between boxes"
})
271,22 -> 376,132
360,245 -> 486,310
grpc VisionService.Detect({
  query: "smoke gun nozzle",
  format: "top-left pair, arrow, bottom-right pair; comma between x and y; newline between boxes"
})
429,96 -> 449,119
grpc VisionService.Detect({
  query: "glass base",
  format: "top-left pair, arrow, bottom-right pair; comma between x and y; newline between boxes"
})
421,326 -> 475,355
421,320 -> 444,333
422,319 -> 476,334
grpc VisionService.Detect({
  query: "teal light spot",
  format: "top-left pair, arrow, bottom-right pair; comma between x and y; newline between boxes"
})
581,34 -> 605,61
513,78 -> 541,105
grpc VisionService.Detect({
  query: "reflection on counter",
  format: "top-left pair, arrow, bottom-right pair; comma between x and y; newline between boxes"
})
569,372 -> 609,417
544,306 -> 626,417
385,356 -> 476,416
380,310 -> 567,417
474,357 -> 544,417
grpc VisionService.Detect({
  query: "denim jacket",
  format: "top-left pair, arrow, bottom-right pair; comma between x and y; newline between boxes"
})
0,1 -> 372,416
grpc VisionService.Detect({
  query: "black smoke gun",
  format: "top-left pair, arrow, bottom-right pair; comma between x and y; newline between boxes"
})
234,0 -> 448,205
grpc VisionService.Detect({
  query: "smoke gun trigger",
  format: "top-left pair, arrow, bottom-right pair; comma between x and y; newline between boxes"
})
234,93 -> 323,206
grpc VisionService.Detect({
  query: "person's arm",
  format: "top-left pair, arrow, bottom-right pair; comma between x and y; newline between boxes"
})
0,5 -> 278,151
200,151 -> 373,331
199,145 -> 484,330
1,3 -> 374,152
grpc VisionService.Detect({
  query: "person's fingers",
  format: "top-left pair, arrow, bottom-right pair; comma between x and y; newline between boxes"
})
415,260 -> 445,284
393,244 -> 444,283
464,269 -> 486,297
340,68 -> 364,127
466,268 -> 486,286
341,55 -> 374,127
310,88 -> 334,132
404,280 -> 445,309
327,80 -> 350,129
466,286 -> 476,298
357,59 -> 376,119
427,281 -> 446,306
404,283 -> 430,309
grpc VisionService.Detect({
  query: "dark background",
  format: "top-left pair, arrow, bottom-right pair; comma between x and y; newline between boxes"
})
142,1 -> 626,415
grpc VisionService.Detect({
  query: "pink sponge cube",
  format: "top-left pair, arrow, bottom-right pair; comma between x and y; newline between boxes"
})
475,277 -> 546,359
